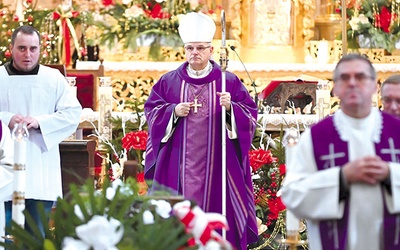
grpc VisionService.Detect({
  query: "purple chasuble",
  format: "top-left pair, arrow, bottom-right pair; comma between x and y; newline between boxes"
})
311,112 -> 400,250
144,60 -> 258,249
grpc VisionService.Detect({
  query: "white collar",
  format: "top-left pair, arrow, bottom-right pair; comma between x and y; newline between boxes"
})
333,108 -> 383,143
186,61 -> 212,78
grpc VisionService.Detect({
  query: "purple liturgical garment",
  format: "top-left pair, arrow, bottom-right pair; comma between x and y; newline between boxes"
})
311,112 -> 400,250
144,60 -> 258,249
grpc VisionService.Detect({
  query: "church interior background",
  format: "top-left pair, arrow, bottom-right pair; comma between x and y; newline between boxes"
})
3,0 -> 400,249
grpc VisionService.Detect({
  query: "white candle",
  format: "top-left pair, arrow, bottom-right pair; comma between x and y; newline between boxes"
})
285,145 -> 300,232
284,128 -> 301,234
12,123 -> 28,227
317,40 -> 329,64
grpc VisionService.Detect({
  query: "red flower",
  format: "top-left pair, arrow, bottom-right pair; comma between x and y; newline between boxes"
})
279,164 -> 286,175
375,6 -> 394,33
145,3 -> 171,19
102,0 -> 114,7
136,172 -> 145,183
121,131 -> 148,151
249,149 -> 277,172
267,197 -> 286,221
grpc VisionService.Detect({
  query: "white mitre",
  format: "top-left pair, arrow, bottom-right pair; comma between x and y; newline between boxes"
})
178,12 -> 216,43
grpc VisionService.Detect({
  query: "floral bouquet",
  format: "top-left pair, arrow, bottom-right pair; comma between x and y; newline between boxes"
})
93,0 -> 206,60
1,178 -> 230,249
344,0 -> 400,53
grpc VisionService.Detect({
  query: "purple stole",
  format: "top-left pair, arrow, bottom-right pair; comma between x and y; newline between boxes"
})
0,121 -> 2,141
311,112 -> 400,250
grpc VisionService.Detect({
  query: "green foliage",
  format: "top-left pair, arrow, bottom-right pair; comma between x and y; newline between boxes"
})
92,0 -> 206,61
0,178 -> 192,249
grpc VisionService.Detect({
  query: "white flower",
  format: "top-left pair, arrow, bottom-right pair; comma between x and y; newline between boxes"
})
143,210 -> 155,224
106,187 -> 116,200
149,199 -> 172,219
124,5 -> 144,18
349,14 -> 370,31
111,162 -> 123,180
155,0 -> 165,3
62,237 -> 90,250
122,0 -> 132,5
76,215 -> 123,250
74,205 -> 85,220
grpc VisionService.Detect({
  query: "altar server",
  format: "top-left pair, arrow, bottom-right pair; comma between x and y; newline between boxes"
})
0,121 -> 13,249
0,25 -> 82,236
282,53 -> 400,250
144,12 -> 258,249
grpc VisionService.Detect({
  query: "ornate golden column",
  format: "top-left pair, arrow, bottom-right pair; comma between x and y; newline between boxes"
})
314,0 -> 341,40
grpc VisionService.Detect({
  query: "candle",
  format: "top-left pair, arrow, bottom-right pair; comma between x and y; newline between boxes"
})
283,128 -> 301,234
98,77 -> 113,143
12,123 -> 29,227
317,40 -> 329,64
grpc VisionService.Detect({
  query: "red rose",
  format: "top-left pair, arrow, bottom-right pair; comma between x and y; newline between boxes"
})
121,131 -> 148,151
249,149 -> 278,172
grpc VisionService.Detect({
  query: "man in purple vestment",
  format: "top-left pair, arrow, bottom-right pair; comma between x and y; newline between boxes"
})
381,74 -> 400,118
282,54 -> 400,250
144,12 -> 258,249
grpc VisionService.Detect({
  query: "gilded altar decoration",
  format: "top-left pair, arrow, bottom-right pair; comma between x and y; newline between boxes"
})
345,0 -> 400,53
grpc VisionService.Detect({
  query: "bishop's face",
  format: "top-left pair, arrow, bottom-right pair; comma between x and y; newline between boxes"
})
184,42 -> 213,70
11,32 -> 40,72
333,59 -> 377,118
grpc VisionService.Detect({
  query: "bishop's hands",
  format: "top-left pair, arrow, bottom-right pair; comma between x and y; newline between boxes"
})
217,92 -> 231,111
9,114 -> 40,130
175,102 -> 192,117
342,155 -> 390,185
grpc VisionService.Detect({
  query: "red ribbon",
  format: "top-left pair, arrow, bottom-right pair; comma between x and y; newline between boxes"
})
173,201 -> 231,247
52,10 -> 80,67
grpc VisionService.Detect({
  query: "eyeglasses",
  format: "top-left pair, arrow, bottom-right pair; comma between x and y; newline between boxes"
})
382,97 -> 400,106
184,45 -> 211,53
335,73 -> 374,84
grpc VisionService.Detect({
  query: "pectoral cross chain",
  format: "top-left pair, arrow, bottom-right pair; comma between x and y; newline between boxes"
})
188,82 -> 209,114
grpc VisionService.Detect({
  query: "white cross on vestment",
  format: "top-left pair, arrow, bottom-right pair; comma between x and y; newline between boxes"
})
380,138 -> 400,163
320,143 -> 346,168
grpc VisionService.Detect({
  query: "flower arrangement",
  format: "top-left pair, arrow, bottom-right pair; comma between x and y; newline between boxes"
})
93,99 -> 148,184
344,0 -> 400,53
1,178 -> 229,249
92,0 -> 209,60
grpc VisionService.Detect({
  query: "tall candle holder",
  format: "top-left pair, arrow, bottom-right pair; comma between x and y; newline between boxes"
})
11,123 -> 29,228
97,77 -> 113,188
281,128 -> 306,250
98,77 -> 113,144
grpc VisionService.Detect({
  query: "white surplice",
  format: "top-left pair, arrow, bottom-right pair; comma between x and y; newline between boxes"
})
282,108 -> 400,250
0,65 -> 82,201
0,121 -> 14,249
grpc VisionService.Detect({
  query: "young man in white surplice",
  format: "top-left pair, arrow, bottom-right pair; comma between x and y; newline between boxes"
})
0,25 -> 82,237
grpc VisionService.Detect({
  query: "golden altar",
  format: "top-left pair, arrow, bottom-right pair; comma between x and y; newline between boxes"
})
76,60 -> 400,102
